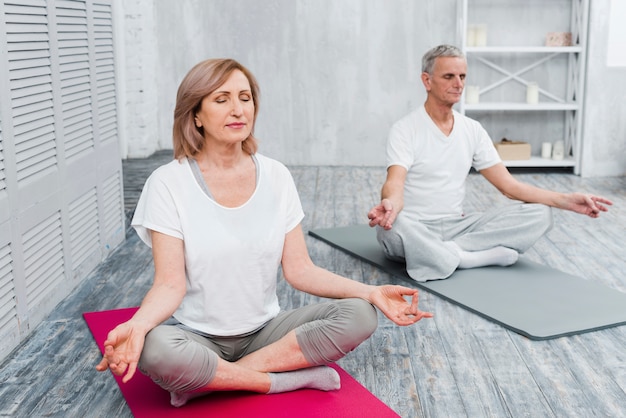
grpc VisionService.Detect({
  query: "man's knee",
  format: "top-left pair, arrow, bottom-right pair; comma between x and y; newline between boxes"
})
376,226 -> 406,260
526,204 -> 554,233
541,205 -> 554,231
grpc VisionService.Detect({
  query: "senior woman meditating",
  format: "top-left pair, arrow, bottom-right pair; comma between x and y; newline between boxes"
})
96,58 -> 433,407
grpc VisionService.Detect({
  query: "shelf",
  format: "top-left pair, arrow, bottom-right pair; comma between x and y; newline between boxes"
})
465,46 -> 582,54
502,156 -> 575,168
459,0 -> 589,175
464,102 -> 579,111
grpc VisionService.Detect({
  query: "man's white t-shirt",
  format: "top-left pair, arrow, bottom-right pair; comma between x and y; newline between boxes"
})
386,106 -> 501,222
132,154 -> 304,336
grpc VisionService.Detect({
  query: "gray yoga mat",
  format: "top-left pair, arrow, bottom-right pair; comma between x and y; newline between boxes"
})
309,224 -> 626,340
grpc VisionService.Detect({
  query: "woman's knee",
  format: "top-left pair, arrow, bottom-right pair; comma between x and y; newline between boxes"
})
139,325 -> 177,373
296,299 -> 378,364
342,298 -> 378,340
138,325 -> 218,393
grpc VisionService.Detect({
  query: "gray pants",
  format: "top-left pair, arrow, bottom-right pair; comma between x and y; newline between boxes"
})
138,298 -> 377,393
377,203 -> 553,281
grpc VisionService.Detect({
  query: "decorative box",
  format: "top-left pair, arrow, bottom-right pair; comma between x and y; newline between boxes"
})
494,138 -> 531,160
545,32 -> 572,47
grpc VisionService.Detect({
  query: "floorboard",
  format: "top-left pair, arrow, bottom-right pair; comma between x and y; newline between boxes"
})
0,150 -> 624,417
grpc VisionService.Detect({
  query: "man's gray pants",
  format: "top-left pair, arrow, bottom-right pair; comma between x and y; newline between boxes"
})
376,202 -> 553,281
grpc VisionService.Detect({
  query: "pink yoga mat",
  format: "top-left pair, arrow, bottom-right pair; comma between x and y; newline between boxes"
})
84,307 -> 400,418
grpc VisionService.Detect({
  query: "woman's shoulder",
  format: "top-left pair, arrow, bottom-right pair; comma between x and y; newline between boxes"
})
142,158 -> 190,190
256,153 -> 289,173
148,157 -> 188,179
255,153 -> 295,187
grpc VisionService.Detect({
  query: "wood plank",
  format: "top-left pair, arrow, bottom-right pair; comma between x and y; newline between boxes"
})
1,155 -> 624,418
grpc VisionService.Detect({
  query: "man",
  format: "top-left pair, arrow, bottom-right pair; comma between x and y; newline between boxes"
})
367,44 -> 612,282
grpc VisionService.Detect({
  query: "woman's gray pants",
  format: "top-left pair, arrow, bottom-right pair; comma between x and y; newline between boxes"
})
138,298 -> 377,393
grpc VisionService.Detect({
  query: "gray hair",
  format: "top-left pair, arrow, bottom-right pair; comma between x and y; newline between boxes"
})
421,45 -> 465,74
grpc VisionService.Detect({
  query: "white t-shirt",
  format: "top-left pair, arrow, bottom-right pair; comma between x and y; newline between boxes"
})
386,106 -> 500,222
132,154 -> 304,336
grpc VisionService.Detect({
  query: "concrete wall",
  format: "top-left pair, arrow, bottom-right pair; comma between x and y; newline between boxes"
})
116,0 -> 456,164
115,0 -> 625,176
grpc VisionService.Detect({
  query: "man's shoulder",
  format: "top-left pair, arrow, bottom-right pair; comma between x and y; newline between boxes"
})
396,106 -> 423,122
391,106 -> 425,130
453,109 -> 483,128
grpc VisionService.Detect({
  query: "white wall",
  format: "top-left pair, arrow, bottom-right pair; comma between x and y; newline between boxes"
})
118,0 -> 625,176
580,0 -> 626,176
119,0 -> 457,164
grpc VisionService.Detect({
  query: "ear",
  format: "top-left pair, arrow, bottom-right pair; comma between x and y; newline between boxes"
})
194,115 -> 202,128
421,72 -> 431,91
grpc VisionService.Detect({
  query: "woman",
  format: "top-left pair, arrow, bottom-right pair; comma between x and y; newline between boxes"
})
96,58 -> 433,407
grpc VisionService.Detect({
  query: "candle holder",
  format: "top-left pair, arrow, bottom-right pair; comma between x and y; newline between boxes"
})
552,140 -> 565,160
541,142 -> 552,159
475,25 -> 487,47
465,85 -> 480,104
526,82 -> 539,104
466,25 -> 477,47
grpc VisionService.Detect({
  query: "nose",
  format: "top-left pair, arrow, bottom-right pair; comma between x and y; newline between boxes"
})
231,99 -> 243,116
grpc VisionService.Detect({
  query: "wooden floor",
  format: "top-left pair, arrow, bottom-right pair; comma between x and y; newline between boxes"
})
1,149 -> 625,418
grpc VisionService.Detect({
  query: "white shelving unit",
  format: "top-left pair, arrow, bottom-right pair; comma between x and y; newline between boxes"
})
458,0 -> 589,173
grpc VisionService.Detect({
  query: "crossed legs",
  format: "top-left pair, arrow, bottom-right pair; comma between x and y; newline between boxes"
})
377,203 -> 554,281
138,299 -> 377,406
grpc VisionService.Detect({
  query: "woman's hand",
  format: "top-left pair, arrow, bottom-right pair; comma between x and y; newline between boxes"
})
95,231 -> 186,383
95,321 -> 147,383
369,285 -> 433,326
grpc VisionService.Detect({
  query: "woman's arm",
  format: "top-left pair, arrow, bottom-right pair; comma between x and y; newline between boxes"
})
132,231 -> 188,329
96,231 -> 187,382
281,224 -> 432,326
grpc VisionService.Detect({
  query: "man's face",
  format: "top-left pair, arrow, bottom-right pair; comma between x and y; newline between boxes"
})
422,56 -> 467,106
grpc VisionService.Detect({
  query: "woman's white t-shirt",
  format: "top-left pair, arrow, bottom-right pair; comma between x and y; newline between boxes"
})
132,153 -> 304,336
386,106 -> 501,222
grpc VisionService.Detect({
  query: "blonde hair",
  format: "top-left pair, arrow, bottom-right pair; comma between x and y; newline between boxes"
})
172,58 -> 260,159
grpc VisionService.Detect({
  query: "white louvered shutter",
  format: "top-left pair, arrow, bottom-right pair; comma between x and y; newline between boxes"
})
0,0 -> 124,361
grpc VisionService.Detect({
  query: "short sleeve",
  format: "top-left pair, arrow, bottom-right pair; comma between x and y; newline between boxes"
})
386,120 -> 414,170
131,169 -> 184,247
472,123 -> 501,171
281,165 -> 305,233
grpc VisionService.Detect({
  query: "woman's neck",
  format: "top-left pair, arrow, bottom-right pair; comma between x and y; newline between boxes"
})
195,143 -> 248,170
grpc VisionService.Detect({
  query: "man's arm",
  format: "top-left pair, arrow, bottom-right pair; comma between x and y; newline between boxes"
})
480,163 -> 612,218
368,165 -> 408,229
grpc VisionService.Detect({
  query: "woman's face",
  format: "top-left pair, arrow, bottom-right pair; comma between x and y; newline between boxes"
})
195,69 -> 255,146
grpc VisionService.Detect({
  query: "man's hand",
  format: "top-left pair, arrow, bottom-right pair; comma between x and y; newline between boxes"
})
368,198 -> 397,230
560,193 -> 612,218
